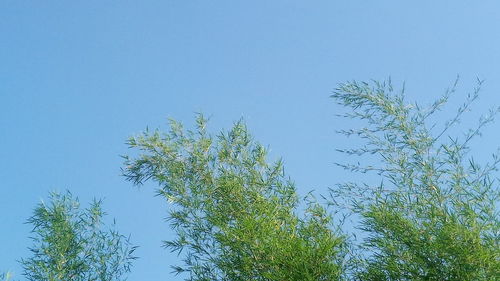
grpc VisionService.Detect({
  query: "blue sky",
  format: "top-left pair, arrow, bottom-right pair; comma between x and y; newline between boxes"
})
1,1 -> 500,280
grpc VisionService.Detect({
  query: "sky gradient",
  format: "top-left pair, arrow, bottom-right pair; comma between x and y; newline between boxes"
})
2,1 -> 500,280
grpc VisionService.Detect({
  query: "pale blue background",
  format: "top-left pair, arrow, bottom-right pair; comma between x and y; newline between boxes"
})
2,1 -> 500,280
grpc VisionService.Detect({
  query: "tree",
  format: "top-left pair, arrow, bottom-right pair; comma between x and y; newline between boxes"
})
123,116 -> 348,281
331,79 -> 500,280
21,191 -> 136,281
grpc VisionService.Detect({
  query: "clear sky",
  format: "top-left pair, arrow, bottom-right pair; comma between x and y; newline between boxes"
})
2,1 -> 500,280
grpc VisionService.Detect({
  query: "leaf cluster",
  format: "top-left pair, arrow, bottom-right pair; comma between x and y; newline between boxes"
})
21,192 -> 136,281
331,79 -> 500,280
123,116 -> 347,281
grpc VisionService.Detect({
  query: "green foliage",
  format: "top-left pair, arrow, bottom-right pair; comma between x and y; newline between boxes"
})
5,75 -> 497,280
331,80 -> 500,280
21,191 -> 136,281
123,116 -> 347,281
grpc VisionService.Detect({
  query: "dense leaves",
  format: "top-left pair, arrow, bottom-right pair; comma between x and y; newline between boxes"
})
332,80 -> 500,280
21,192 -> 136,281
123,116 -> 347,281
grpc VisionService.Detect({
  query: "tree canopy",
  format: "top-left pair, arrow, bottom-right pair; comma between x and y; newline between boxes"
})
123,117 -> 348,280
20,192 -> 136,281
3,79 -> 499,281
331,80 -> 499,280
